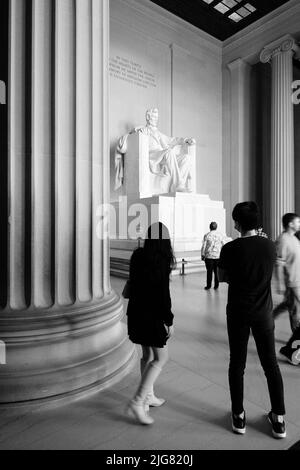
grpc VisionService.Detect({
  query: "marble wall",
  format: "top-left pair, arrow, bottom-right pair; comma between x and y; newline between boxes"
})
109,0 -> 223,204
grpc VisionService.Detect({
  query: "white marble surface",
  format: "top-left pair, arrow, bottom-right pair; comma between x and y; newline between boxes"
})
110,192 -> 226,252
0,273 -> 299,450
120,132 -> 197,199
110,0 -> 223,204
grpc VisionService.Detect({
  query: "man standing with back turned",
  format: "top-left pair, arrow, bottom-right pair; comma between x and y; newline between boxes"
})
201,222 -> 224,290
218,202 -> 286,439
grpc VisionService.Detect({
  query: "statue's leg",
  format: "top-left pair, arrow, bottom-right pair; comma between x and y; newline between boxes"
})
176,153 -> 192,191
164,150 -> 192,192
164,149 -> 181,192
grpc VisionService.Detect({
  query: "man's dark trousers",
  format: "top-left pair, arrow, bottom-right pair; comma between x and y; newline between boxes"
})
227,315 -> 285,416
205,258 -> 219,289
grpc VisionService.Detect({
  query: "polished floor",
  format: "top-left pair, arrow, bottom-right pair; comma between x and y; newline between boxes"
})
0,273 -> 300,450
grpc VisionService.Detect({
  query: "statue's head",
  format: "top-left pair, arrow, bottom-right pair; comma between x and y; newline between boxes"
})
145,108 -> 159,127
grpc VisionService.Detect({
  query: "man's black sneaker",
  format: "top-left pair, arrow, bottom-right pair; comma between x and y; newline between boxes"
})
231,411 -> 246,435
279,346 -> 293,364
204,286 -> 211,290
279,346 -> 300,366
267,412 -> 286,439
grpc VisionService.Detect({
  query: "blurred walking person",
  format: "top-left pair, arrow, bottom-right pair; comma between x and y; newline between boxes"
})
274,213 -> 300,365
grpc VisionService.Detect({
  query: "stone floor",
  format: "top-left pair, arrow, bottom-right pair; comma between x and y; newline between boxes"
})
0,273 -> 300,450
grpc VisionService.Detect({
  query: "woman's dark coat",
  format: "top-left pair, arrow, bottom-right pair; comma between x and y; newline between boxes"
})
126,247 -> 174,347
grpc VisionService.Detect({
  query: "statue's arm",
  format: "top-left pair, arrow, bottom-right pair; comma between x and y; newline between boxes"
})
169,135 -> 196,147
184,137 -> 196,146
130,126 -> 149,135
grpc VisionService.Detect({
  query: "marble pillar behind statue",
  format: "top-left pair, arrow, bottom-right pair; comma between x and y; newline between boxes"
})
260,35 -> 299,239
0,0 -> 135,406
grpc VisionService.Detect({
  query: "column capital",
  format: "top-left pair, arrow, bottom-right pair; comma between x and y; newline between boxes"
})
260,34 -> 299,64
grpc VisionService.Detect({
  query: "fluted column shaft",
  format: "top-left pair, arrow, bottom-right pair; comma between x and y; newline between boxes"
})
0,0 -> 134,406
226,58 -> 251,235
260,35 -> 299,239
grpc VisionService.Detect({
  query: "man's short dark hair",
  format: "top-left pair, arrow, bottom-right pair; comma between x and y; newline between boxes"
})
282,213 -> 299,230
210,222 -> 217,231
232,202 -> 259,231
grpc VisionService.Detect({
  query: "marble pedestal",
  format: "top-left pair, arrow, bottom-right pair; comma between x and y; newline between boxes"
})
110,192 -> 226,277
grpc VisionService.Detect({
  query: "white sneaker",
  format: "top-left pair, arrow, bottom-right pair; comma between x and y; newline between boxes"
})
126,400 -> 154,425
147,393 -> 166,407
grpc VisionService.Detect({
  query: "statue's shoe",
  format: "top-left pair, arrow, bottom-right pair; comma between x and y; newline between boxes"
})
176,186 -> 187,192
176,186 -> 192,193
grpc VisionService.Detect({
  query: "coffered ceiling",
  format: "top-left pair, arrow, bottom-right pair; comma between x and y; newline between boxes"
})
150,0 -> 291,41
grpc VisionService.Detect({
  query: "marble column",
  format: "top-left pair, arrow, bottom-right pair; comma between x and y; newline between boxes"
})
226,58 -> 251,235
0,0 -> 135,406
260,35 -> 299,239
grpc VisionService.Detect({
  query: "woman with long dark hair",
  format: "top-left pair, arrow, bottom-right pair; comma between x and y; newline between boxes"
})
126,222 -> 176,425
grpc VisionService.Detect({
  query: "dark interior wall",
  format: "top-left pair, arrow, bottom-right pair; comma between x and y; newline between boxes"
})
250,62 -> 272,236
0,0 -> 8,306
294,61 -> 300,215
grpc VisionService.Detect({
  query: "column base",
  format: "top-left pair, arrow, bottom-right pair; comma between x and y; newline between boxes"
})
0,292 -> 136,408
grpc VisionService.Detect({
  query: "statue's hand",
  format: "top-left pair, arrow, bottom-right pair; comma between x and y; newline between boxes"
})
185,138 -> 196,146
128,126 -> 141,135
130,126 -> 148,135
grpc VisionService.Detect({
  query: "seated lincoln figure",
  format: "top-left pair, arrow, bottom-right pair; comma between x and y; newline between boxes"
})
114,108 -> 196,193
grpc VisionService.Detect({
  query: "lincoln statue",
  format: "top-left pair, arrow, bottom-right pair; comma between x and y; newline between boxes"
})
114,108 -> 196,193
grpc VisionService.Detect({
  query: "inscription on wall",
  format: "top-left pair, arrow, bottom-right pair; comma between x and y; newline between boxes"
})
109,56 -> 157,89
